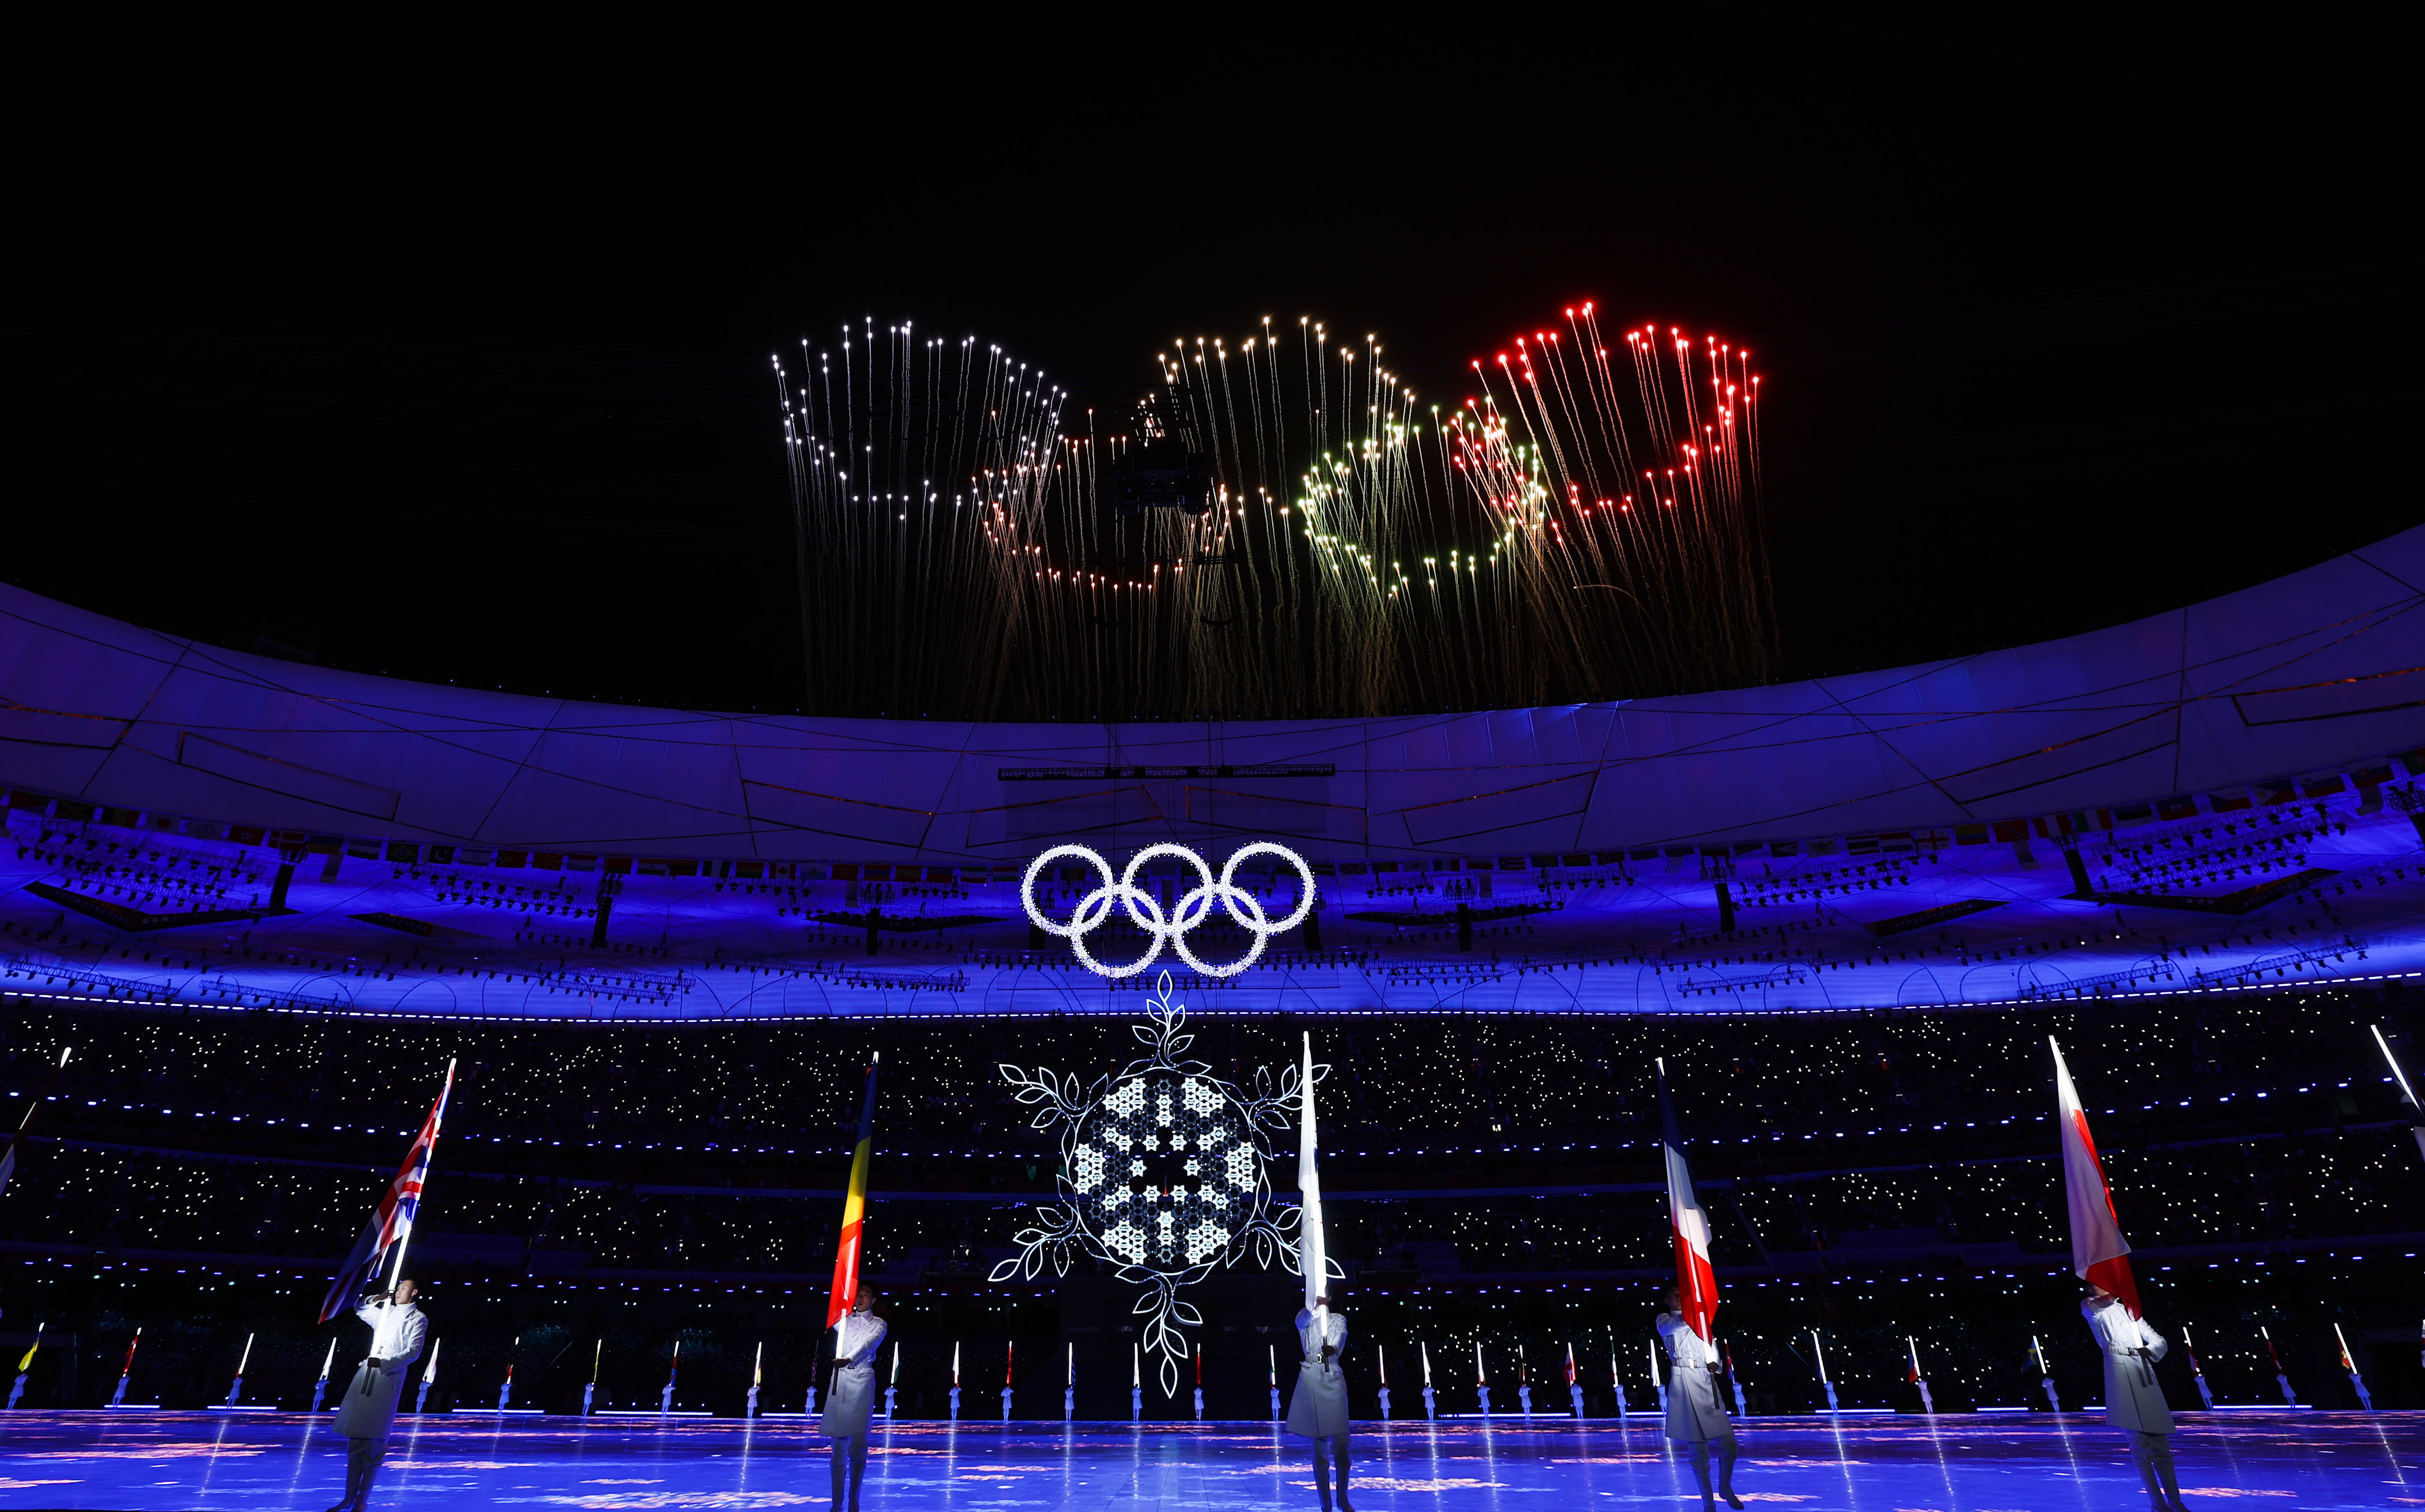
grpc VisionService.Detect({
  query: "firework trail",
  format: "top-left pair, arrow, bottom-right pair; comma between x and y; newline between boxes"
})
773,307 -> 1771,721
1446,304 -> 1774,696
774,322 -> 1065,718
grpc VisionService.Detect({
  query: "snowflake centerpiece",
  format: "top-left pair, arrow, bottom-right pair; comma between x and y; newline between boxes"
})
994,971 -> 1330,1395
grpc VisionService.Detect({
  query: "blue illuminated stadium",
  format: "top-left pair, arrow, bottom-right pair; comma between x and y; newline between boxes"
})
3,528 -> 2421,1019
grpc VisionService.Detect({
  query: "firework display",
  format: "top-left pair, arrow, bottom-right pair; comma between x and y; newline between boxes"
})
774,324 -> 1067,720
774,308 -> 1770,721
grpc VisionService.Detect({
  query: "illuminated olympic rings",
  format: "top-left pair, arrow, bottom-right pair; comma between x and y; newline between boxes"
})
1021,842 -> 1319,978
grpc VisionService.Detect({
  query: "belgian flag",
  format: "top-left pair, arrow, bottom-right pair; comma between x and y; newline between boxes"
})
826,1055 -> 880,1330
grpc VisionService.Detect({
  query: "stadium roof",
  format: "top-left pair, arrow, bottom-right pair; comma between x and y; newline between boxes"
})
5,529 -> 2420,865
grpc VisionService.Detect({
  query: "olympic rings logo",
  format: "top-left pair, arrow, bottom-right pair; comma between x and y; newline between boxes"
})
1022,842 -> 1319,978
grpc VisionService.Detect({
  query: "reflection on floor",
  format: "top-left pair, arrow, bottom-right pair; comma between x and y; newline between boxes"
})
0,1410 -> 2411,1509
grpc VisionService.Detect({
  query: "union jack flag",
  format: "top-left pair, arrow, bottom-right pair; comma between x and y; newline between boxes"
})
318,1063 -> 455,1323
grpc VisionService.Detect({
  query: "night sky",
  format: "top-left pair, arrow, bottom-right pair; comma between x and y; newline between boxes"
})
8,16 -> 2414,714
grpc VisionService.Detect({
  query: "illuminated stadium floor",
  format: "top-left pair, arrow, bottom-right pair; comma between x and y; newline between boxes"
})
0,1411 -> 2410,1509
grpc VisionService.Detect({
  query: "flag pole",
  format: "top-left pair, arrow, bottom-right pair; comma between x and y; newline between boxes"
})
318,1060 -> 456,1328
2051,1037 -> 2140,1316
2261,1324 -> 2297,1405
1655,1057 -> 1719,1339
21,1046 -> 70,1137
375,1054 -> 456,1397
7,1323 -> 40,1408
310,1335 -> 335,1413
385,1057 -> 457,1297
820,1052 -> 880,1416
2179,1324 -> 2212,1409
415,1337 -> 439,1414
1299,1032 -> 1327,1315
2371,1024 -> 2425,1163
0,1047 -> 72,1200
2334,1323 -> 2374,1410
113,1327 -> 145,1409
225,1331 -> 255,1407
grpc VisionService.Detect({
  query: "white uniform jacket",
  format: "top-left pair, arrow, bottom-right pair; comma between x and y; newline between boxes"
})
820,1313 -> 888,1437
332,1301 -> 428,1441
1285,1307 -> 1351,1438
1656,1311 -> 1736,1445
2083,1297 -> 2173,1433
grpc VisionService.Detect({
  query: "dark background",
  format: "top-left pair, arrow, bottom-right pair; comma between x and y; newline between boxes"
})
5,14 -> 2415,713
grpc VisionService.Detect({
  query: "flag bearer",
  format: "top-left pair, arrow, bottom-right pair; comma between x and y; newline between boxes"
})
1288,1033 -> 1352,1511
2053,1039 -> 2189,1512
329,1278 -> 427,1512
1288,1290 -> 1353,1512
2083,1282 -> 2188,1512
821,1291 -> 888,1512
1657,1286 -> 1741,1512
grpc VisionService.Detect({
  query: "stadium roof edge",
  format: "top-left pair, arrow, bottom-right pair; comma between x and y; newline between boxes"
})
3,526 -> 2421,863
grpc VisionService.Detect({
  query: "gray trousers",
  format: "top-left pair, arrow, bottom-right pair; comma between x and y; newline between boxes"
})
342,1435 -> 387,1507
1685,1435 -> 1739,1507
2128,1430 -> 2180,1503
830,1431 -> 869,1509
1311,1432 -> 1351,1508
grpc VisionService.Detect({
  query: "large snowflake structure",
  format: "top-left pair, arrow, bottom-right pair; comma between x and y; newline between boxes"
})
994,972 -> 1324,1395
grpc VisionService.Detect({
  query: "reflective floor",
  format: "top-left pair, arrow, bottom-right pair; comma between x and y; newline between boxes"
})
0,1411 -> 2411,1510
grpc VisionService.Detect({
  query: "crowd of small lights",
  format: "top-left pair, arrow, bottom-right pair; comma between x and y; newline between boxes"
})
0,981 -> 2415,1411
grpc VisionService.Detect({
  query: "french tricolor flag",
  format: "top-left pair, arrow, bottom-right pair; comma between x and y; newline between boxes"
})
1656,1058 -> 1718,1339
2051,1036 -> 2142,1317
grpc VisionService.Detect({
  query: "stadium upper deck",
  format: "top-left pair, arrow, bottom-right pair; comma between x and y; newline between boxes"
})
2,529 -> 2421,1017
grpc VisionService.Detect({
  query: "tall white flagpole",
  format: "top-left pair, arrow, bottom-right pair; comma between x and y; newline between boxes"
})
2335,1323 -> 2374,1410
224,1332 -> 255,1407
1299,1033 -> 1326,1315
415,1336 -> 440,1414
2372,1024 -> 2425,1163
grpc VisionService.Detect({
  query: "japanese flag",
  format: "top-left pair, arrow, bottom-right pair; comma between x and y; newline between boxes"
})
2051,1036 -> 2141,1317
